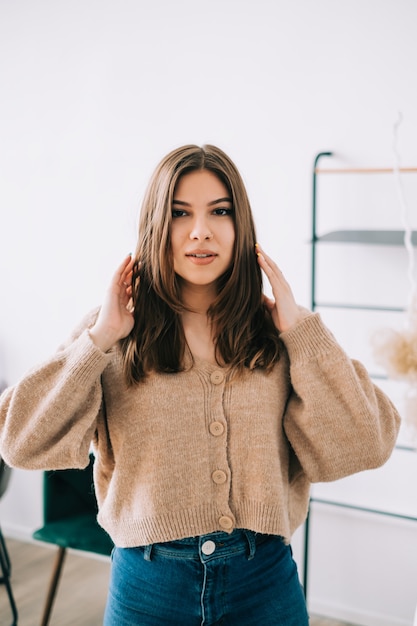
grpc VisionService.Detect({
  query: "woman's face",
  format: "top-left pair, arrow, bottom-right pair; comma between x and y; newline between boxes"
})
171,169 -> 235,290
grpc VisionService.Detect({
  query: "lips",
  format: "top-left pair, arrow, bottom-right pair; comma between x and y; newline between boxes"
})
185,250 -> 218,265
185,250 -> 217,258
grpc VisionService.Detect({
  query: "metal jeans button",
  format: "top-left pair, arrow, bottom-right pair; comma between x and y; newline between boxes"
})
201,540 -> 216,555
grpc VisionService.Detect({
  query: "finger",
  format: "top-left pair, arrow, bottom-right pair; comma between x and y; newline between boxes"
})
256,244 -> 281,271
116,255 -> 134,287
115,254 -> 132,277
255,244 -> 285,282
122,271 -> 133,287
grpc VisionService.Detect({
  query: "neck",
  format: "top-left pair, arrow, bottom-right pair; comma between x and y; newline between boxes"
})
179,285 -> 218,364
180,283 -> 216,314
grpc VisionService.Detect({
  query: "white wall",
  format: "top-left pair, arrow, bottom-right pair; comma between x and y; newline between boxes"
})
1,1 -> 417,623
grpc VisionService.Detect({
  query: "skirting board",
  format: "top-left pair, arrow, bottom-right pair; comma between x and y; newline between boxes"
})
309,598 -> 413,626
1,521 -> 35,543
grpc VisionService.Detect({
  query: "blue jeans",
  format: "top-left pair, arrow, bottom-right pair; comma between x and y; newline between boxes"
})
103,529 -> 309,625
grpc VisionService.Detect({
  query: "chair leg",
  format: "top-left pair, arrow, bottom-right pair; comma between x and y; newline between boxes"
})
39,546 -> 67,626
0,528 -> 18,626
0,526 -> 11,577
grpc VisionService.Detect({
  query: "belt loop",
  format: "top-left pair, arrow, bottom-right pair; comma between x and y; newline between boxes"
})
143,544 -> 153,561
243,530 -> 256,560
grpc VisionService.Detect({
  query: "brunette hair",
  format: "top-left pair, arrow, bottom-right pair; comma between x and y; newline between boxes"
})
120,144 -> 281,384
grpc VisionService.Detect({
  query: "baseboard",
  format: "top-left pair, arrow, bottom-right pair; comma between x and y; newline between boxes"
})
1,522 -> 37,543
309,598 -> 412,626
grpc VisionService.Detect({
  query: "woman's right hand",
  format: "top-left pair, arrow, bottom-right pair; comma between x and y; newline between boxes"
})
89,255 -> 136,352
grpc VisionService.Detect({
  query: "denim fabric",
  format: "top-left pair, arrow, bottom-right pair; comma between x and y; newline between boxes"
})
103,530 -> 309,625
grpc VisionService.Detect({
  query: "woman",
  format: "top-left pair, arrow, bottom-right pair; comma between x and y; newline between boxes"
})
0,144 -> 400,625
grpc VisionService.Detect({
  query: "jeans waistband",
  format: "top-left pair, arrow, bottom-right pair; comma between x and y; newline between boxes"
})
142,529 -> 275,563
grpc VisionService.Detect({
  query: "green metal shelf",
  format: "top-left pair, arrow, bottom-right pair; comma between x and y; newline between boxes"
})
303,151 -> 417,602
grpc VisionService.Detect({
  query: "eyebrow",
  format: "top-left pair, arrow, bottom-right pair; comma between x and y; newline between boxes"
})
172,197 -> 232,207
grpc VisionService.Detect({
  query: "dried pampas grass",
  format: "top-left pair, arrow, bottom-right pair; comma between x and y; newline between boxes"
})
373,326 -> 417,382
372,309 -> 417,442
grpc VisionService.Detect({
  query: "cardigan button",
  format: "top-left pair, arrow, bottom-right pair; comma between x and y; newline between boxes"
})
219,515 -> 234,531
209,421 -> 225,436
212,470 -> 227,484
210,371 -> 224,385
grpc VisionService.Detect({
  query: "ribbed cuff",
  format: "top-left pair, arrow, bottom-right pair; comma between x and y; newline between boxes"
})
279,312 -> 339,363
64,329 -> 112,387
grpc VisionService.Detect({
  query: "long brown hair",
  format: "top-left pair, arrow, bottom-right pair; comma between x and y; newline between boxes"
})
120,144 -> 281,384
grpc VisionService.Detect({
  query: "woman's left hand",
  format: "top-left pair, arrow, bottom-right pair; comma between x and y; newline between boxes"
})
256,244 -> 307,332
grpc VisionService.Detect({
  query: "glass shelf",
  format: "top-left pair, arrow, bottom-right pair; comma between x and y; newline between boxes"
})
316,229 -> 417,245
314,301 -> 405,312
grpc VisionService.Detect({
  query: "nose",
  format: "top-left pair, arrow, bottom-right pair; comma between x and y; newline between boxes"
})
189,216 -> 213,241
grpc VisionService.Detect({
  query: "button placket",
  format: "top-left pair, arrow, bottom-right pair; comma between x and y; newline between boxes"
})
206,366 -> 232,532
208,370 -> 226,440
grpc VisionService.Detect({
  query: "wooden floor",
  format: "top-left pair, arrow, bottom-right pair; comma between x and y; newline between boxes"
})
0,537 -> 356,626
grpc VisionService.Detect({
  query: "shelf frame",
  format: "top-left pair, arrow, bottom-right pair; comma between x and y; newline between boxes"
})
304,151 -> 417,601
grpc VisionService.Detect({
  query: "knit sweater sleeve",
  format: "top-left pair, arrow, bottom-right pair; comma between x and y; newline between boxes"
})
0,309 -> 112,470
280,312 -> 401,483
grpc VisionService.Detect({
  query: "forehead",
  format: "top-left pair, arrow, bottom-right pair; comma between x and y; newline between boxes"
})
174,169 -> 230,202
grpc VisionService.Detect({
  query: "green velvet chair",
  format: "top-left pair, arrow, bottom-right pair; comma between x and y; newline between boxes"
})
32,454 -> 113,626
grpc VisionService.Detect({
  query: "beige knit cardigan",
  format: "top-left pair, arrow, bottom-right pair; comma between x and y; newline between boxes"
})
0,312 -> 401,547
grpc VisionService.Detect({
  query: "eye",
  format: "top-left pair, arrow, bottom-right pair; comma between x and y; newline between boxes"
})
172,209 -> 188,218
212,207 -> 233,216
